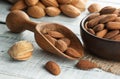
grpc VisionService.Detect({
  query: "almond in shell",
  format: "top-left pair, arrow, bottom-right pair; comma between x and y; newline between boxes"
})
27,6 -> 45,18
60,4 -> 81,18
45,61 -> 61,75
25,0 -> 39,6
10,0 -> 27,11
71,0 -> 86,11
41,0 -> 59,7
45,7 -> 61,17
36,1 -> 46,9
57,0 -> 72,4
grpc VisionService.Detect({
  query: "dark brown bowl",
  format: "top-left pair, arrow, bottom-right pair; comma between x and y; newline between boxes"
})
80,14 -> 120,61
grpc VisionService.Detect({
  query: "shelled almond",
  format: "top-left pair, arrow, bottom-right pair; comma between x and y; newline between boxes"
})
85,5 -> 120,41
10,0 -> 88,18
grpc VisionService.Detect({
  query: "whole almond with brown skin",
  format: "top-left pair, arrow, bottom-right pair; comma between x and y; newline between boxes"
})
87,15 -> 106,27
87,13 -> 100,21
106,22 -> 120,30
60,38 -> 71,46
44,34 -> 57,45
45,61 -> 60,75
71,0 -> 86,11
87,28 -> 95,35
104,30 -> 119,39
55,40 -> 68,52
65,47 -> 81,58
48,31 -> 64,38
57,0 -> 72,4
99,14 -> 117,23
10,0 -> 27,11
76,60 -> 98,70
88,3 -> 101,13
41,0 -> 59,7
111,34 -> 120,41
100,6 -> 116,15
96,29 -> 108,38
36,1 -> 46,9
60,4 -> 81,18
45,7 -> 61,17
25,0 -> 39,6
27,6 -> 45,18
93,24 -> 104,32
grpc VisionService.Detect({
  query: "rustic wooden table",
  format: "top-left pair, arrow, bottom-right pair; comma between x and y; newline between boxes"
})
0,0 -> 120,79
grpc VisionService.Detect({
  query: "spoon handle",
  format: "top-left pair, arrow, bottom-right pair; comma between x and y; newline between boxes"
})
24,21 -> 37,32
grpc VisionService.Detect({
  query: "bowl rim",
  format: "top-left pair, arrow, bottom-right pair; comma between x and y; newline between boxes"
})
80,13 -> 120,43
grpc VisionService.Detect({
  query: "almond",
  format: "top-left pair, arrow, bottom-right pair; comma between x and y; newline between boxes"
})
71,0 -> 86,11
106,22 -> 120,30
45,7 -> 61,17
41,0 -> 59,7
48,31 -> 64,38
104,30 -> 119,39
96,29 -> 108,38
87,28 -> 95,35
76,60 -> 98,70
25,0 -> 39,6
99,14 -> 117,24
27,6 -> 45,18
10,0 -> 27,11
93,24 -> 104,32
44,34 -> 57,45
60,4 -> 81,18
36,1 -> 46,9
45,61 -> 61,75
87,13 -> 100,21
60,38 -> 71,46
55,40 -> 68,52
100,6 -> 116,15
87,15 -> 106,27
88,3 -> 101,13
111,34 -> 120,41
57,0 -> 72,4
65,47 -> 81,58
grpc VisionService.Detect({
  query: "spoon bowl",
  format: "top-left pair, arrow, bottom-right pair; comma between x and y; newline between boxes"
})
6,10 -> 84,60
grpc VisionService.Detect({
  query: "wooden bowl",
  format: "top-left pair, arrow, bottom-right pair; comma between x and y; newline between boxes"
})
80,14 -> 120,61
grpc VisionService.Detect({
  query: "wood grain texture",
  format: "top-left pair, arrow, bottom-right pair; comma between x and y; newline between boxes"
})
0,0 -> 120,79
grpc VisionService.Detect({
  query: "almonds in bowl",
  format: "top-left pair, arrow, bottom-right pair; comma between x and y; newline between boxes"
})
80,6 -> 120,61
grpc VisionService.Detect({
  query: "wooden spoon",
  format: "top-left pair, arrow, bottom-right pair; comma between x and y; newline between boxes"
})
6,10 -> 84,60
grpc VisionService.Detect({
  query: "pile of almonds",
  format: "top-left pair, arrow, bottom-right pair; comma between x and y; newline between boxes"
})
43,30 -> 82,58
86,6 -> 120,41
10,0 -> 88,18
